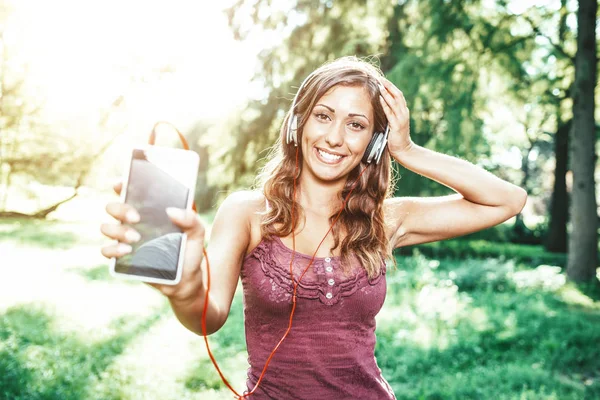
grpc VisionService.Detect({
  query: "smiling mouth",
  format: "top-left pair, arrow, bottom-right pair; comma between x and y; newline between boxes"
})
315,147 -> 346,164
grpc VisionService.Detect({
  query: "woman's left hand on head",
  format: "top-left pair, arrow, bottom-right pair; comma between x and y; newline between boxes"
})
378,77 -> 413,156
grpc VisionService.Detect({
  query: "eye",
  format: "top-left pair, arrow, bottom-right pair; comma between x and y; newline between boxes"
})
348,121 -> 366,130
314,112 -> 331,122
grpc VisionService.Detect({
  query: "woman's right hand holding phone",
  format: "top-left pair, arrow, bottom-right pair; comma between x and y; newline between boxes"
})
100,181 -> 206,304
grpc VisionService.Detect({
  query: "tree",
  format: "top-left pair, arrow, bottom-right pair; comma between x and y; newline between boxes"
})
566,0 -> 598,283
545,0 -> 573,253
545,120 -> 570,251
0,2 -> 178,219
0,4 -> 122,218
224,0 -> 584,250
223,0 -> 389,189
224,0 -> 516,196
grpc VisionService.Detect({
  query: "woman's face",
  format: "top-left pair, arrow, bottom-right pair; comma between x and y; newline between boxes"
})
300,84 -> 374,184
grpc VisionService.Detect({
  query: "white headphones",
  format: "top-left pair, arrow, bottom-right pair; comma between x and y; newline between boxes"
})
286,73 -> 389,164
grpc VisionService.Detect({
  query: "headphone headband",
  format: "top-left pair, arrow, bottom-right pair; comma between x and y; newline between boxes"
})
286,73 -> 389,164
286,72 -> 316,146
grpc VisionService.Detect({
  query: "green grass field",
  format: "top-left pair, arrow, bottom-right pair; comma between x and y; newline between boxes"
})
1,215 -> 599,400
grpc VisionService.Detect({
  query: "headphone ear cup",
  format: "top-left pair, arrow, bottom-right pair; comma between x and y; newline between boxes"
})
373,133 -> 386,164
362,132 -> 382,164
374,124 -> 390,164
287,115 -> 298,146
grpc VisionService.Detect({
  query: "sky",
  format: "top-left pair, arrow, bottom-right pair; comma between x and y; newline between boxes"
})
5,0 -> 263,131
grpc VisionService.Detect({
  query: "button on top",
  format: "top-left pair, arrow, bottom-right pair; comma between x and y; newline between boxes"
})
328,278 -> 335,286
325,257 -> 331,263
325,292 -> 333,299
325,266 -> 333,273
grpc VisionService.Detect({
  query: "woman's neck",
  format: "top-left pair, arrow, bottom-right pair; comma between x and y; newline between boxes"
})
297,173 -> 345,215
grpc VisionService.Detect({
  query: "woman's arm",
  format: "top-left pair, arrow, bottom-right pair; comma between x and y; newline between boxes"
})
384,143 -> 527,248
102,186 -> 258,336
378,77 -> 527,249
167,191 -> 260,335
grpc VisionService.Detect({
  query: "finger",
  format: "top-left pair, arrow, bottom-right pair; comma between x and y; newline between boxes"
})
381,95 -> 410,133
380,77 -> 400,97
381,77 -> 408,109
380,80 -> 409,117
396,90 -> 409,111
379,82 -> 398,110
379,77 -> 398,98
379,95 -> 400,127
379,94 -> 398,119
106,202 -> 141,223
165,208 -> 205,240
145,281 -> 178,298
101,242 -> 133,259
113,181 -> 123,195
100,223 -> 141,243
379,94 -> 391,112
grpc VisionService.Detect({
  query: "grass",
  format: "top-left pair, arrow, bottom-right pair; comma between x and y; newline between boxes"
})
0,218 -> 81,249
377,250 -> 600,399
0,216 -> 599,399
0,303 -> 169,400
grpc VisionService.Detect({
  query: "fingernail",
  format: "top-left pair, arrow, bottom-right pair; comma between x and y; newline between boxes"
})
118,243 -> 132,254
126,210 -> 140,223
166,207 -> 185,220
125,230 -> 141,243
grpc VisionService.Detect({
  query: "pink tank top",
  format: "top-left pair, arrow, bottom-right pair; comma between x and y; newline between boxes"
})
240,235 -> 396,399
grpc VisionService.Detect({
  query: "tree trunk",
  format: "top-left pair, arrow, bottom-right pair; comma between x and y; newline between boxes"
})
0,191 -> 77,219
546,0 -> 570,254
545,121 -> 570,252
381,3 -> 407,73
567,0 -> 598,283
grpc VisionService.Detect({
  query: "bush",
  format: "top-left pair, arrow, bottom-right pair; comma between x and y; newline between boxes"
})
395,239 -> 567,267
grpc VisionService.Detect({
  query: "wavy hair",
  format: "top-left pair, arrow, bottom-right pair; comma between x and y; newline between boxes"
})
257,56 -> 395,279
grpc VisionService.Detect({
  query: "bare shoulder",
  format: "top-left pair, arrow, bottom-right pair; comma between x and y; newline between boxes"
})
217,190 -> 266,254
218,190 -> 265,216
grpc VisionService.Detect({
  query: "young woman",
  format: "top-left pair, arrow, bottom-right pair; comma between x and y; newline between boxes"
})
101,56 -> 527,399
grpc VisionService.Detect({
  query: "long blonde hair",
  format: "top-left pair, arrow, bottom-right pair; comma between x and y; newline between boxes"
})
257,56 -> 394,279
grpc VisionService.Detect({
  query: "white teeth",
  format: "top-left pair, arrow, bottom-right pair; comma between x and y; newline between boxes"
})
317,149 -> 342,161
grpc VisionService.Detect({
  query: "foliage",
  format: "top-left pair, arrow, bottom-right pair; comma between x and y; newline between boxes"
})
220,0 -> 390,188
399,239 -> 568,268
377,251 -> 600,399
221,0 -> 568,199
1,218 -> 599,399
0,4 -> 123,214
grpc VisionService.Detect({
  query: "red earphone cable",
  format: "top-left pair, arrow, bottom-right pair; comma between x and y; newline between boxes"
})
149,122 -> 371,398
201,145 -> 369,399
200,247 -> 244,398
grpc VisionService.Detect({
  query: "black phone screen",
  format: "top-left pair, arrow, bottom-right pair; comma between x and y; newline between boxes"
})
114,148 -> 196,281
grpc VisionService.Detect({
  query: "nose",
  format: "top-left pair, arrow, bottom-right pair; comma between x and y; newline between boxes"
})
324,122 -> 344,147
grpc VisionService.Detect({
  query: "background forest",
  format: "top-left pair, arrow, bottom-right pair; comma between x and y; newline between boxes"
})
0,0 -> 599,399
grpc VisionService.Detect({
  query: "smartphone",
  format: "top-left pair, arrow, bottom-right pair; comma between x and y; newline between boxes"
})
110,146 -> 199,285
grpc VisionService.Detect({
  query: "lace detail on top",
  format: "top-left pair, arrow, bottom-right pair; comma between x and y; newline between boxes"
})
245,236 -> 386,306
